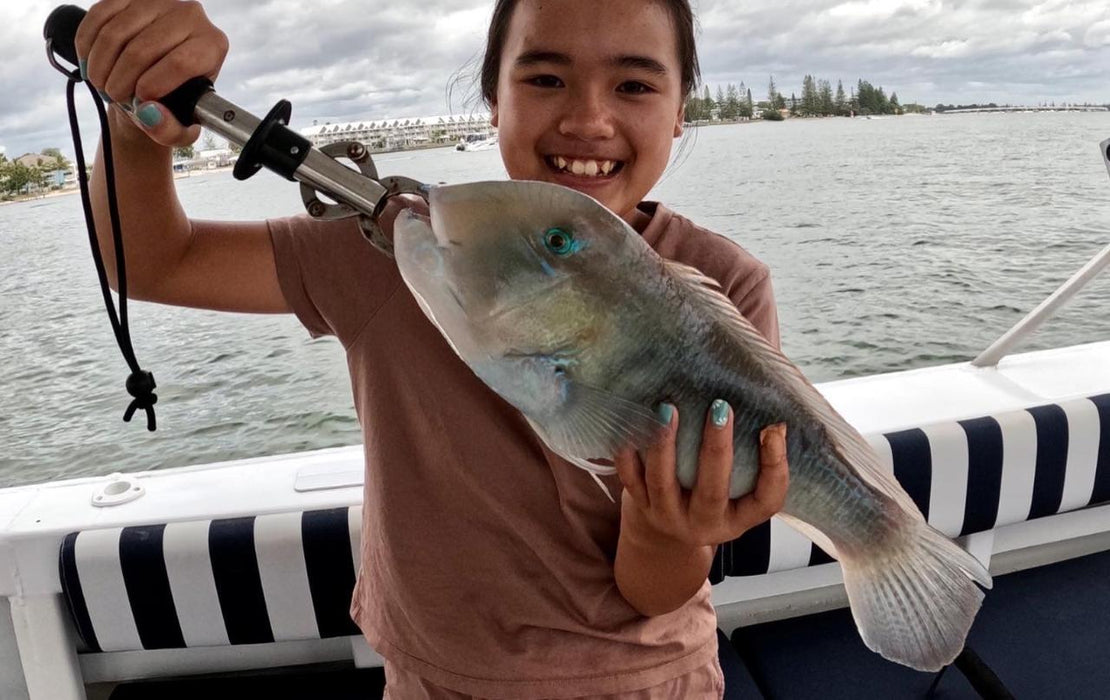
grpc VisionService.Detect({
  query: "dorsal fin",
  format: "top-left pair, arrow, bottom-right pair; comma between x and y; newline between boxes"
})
662,259 -> 924,519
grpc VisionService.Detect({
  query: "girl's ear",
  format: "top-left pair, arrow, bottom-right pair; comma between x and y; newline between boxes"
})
491,99 -> 499,127
673,103 -> 684,137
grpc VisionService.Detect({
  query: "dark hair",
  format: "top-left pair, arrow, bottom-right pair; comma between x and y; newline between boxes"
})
478,0 -> 701,106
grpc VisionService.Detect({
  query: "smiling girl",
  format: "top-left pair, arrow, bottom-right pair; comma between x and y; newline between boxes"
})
76,0 -> 789,696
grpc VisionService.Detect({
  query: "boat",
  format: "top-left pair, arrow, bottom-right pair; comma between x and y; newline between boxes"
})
1,220 -> 1107,698
454,135 -> 499,152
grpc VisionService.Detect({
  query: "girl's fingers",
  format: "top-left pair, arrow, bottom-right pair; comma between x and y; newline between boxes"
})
84,2 -> 167,97
104,10 -> 195,104
729,423 -> 789,531
642,403 -> 682,518
689,399 -> 734,526
135,33 -> 228,105
74,0 -> 131,65
614,447 -> 648,509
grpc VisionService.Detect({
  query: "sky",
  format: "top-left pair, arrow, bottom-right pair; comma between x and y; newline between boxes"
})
2,0 -> 1109,159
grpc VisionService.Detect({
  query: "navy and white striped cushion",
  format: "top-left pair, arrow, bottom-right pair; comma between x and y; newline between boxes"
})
59,394 -> 1109,649
59,506 -> 362,652
709,393 -> 1110,582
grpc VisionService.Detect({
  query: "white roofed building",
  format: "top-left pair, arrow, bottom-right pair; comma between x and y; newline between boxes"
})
300,113 -> 495,151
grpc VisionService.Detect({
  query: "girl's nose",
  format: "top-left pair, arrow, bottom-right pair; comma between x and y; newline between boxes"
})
558,89 -> 616,140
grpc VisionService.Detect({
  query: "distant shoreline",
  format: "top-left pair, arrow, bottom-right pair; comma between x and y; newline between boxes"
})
6,110 -> 1106,208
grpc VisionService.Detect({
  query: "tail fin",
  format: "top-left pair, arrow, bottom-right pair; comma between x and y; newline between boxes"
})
840,522 -> 992,672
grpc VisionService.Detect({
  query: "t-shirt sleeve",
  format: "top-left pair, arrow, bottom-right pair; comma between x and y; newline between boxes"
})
648,209 -> 783,351
725,265 -> 782,351
267,213 -> 402,346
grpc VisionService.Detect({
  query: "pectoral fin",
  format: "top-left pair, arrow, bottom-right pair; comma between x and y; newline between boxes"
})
525,382 -> 663,475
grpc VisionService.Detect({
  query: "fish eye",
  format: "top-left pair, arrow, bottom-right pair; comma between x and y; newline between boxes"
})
543,228 -> 576,256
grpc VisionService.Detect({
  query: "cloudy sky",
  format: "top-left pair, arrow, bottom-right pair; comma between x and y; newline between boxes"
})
2,0 -> 1108,159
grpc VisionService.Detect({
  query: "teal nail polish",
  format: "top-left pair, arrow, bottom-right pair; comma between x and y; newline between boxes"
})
657,403 -> 674,425
711,399 -> 730,427
97,89 -> 112,104
137,103 -> 162,128
79,59 -> 88,81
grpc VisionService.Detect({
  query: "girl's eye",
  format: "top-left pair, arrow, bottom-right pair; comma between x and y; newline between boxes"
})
618,81 -> 653,95
527,75 -> 563,88
543,228 -> 576,256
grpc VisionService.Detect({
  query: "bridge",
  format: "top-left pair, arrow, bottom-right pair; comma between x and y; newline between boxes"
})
942,105 -> 1109,114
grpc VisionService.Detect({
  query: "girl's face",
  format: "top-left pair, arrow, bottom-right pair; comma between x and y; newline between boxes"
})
491,0 -> 686,223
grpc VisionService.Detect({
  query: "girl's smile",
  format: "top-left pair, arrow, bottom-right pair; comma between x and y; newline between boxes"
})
491,0 -> 686,224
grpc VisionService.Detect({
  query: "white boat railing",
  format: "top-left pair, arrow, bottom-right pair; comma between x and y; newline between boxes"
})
972,138 -> 1110,368
972,242 -> 1110,367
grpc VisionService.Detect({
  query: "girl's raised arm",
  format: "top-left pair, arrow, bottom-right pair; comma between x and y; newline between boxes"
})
78,0 -> 289,313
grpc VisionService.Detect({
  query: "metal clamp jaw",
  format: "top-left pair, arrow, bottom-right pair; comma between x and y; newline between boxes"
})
299,141 -> 428,257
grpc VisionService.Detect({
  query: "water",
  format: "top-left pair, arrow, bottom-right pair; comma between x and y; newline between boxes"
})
2,112 -> 1109,486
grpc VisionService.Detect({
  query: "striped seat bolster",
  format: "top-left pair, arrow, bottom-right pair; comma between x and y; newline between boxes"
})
58,506 -> 363,652
710,392 -> 1110,582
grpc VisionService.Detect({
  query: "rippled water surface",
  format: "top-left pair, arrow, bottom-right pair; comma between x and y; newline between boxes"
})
2,112 -> 1109,485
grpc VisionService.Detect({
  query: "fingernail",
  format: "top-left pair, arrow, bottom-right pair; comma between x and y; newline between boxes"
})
136,103 -> 163,128
710,399 -> 730,427
79,59 -> 88,81
98,89 -> 112,104
656,402 -> 674,426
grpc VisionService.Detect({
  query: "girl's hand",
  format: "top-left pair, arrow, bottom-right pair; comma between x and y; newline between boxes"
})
75,0 -> 229,147
614,403 -> 789,548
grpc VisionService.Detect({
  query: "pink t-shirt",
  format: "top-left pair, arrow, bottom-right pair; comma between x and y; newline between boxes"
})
268,202 -> 779,698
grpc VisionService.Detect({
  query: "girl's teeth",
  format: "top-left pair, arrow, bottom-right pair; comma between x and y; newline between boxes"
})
552,157 -> 616,177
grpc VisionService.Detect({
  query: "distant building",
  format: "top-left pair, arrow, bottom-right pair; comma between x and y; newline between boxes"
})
301,113 -> 495,151
11,153 -> 76,192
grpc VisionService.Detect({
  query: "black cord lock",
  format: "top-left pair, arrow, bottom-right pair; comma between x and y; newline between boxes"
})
123,370 -> 158,431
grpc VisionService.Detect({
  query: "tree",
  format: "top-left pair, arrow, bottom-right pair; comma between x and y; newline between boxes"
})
40,148 -> 70,173
202,133 -> 217,152
2,162 -> 33,195
746,88 -> 754,117
800,74 -> 817,116
702,85 -> 714,119
715,86 -> 726,119
768,76 -> 779,110
890,92 -> 902,115
173,145 -> 195,160
724,84 -> 741,120
818,79 -> 834,116
835,80 -> 847,116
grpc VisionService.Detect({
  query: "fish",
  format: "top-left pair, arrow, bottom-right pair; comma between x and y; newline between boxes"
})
392,180 -> 992,672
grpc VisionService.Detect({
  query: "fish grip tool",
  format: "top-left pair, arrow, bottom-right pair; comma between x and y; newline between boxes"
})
44,4 -> 428,429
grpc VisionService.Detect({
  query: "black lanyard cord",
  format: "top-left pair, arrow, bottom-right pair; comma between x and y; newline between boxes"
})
66,77 -> 158,431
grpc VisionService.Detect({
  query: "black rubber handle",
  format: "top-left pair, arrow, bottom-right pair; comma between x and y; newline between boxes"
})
44,4 -> 84,66
44,4 -> 213,127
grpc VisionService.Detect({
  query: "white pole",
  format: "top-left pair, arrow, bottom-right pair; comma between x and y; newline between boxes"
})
972,243 -> 1110,367
9,595 -> 86,700
972,138 -> 1110,368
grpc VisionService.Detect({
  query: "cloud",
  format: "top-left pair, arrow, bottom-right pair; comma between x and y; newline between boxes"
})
1,0 -> 1107,158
